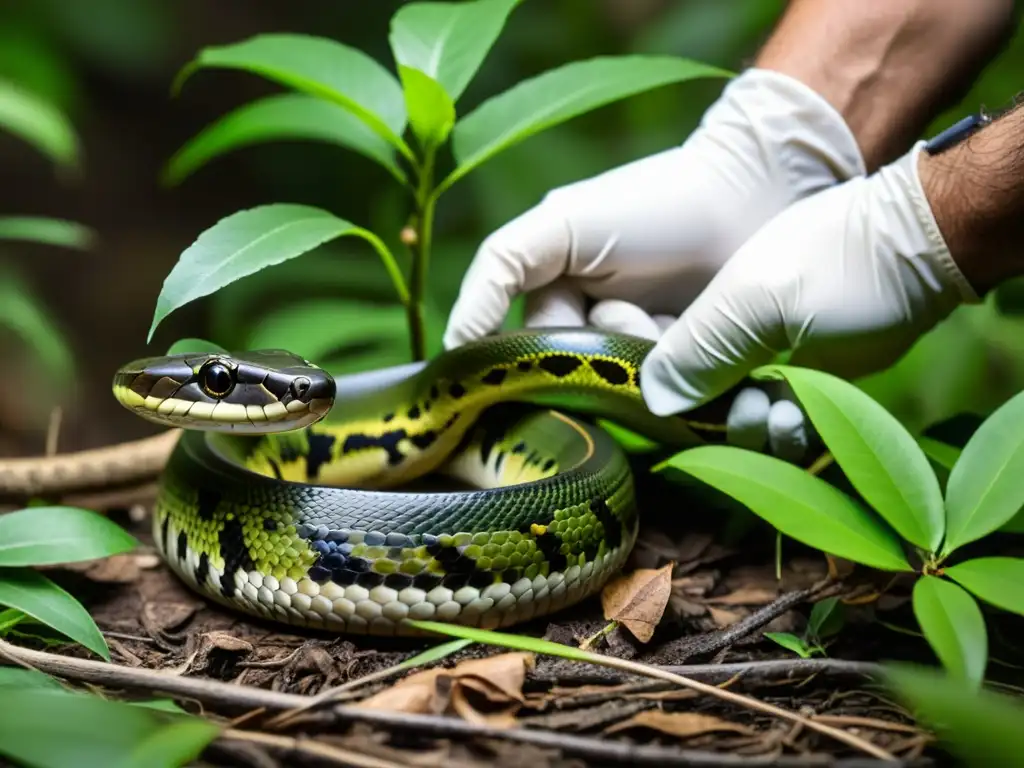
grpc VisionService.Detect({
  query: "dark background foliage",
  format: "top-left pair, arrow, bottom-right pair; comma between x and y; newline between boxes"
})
2,0 -> 1024,456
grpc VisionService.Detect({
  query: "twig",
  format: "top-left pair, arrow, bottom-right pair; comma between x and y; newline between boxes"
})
0,640 -> 894,764
45,406 -> 62,458
652,579 -> 840,663
221,730 -> 411,768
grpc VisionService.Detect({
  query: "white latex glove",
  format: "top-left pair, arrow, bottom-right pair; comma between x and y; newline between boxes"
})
641,141 -> 980,417
443,68 -> 865,346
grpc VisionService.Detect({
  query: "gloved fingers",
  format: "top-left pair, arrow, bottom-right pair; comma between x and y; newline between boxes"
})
524,280 -> 587,329
639,276 -> 783,417
767,399 -> 810,463
443,202 -> 572,349
725,386 -> 771,451
588,299 -> 663,341
653,314 -> 676,334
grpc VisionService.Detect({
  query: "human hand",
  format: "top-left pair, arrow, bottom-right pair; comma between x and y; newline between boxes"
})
639,141 -> 980,417
442,67 -> 865,347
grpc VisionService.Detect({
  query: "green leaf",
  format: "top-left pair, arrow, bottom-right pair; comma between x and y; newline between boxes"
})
165,337 -> 229,357
0,265 -> 74,388
945,557 -> 1024,617
399,66 -> 455,149
407,619 -> 597,663
0,77 -> 79,171
807,596 -> 845,640
596,419 -> 661,454
446,55 -> 730,189
757,365 -> 944,553
912,576 -> 987,688
173,33 -> 410,157
0,216 -> 94,250
0,688 -> 218,768
388,0 -> 521,101
0,506 -> 137,567
885,663 -> 1024,768
943,389 -> 1024,555
764,632 -> 812,658
398,638 -> 473,669
0,568 -> 110,660
0,607 -> 26,633
656,446 -> 912,571
244,299 -> 410,375
147,204 -> 405,342
0,668 -> 63,691
918,436 -> 961,471
162,93 -> 406,187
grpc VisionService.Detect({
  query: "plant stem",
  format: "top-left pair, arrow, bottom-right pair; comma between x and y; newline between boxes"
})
408,149 -> 437,361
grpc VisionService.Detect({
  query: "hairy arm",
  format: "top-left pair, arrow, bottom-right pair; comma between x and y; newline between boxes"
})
756,0 -> 1017,170
921,103 -> 1024,293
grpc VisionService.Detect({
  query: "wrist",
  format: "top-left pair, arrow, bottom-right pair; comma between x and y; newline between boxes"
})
919,103 -> 1024,294
757,0 -> 1016,171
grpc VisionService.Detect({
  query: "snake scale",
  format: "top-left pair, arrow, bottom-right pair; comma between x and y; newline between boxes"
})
6,329 -> 764,637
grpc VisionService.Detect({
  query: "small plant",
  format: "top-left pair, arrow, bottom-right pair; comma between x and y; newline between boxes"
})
148,0 -> 730,359
0,505 -> 138,660
659,365 -> 1024,688
765,596 -> 845,659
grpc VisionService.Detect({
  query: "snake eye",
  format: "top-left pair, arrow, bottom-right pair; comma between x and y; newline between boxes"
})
199,361 -> 235,398
290,376 -> 311,400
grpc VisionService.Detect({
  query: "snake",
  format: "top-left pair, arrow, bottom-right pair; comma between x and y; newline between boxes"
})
3,328 -> 775,637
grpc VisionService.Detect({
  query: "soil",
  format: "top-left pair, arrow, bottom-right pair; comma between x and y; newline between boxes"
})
6,466 -> 1023,768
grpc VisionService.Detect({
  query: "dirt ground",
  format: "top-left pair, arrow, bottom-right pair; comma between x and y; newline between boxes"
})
5,459 -> 1000,768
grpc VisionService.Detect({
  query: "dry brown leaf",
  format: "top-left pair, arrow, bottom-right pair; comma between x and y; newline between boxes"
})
704,586 -> 778,605
605,709 -> 753,738
708,606 -> 743,627
601,562 -> 674,643
357,652 -> 534,726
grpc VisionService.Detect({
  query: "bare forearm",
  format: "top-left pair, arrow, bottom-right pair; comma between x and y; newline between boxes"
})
920,103 -> 1024,294
757,0 -> 1016,170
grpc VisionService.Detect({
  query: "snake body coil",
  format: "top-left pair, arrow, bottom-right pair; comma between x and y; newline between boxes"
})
111,329 -> 733,636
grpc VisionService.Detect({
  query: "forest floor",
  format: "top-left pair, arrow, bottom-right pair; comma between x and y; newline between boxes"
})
1,467 -> 975,768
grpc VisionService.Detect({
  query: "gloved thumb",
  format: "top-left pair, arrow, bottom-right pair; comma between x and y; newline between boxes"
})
638,278 -> 786,416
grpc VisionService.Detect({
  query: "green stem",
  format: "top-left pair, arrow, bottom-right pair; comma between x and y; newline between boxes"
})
408,149 -> 437,361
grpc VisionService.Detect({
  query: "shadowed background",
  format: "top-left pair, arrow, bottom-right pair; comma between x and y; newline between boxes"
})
2,0 -> 1024,458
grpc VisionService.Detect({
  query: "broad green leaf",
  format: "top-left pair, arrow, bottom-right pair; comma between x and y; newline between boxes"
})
1000,509 -> 1024,534
162,94 -> 405,187
917,436 -> 961,470
399,66 -> 455,149
173,33 -> 410,156
0,688 -> 218,768
943,389 -> 1024,555
0,607 -> 25,633
807,596 -> 844,640
0,568 -> 109,660
388,0 -> 521,101
0,506 -> 137,567
757,365 -> 944,552
0,668 -> 63,690
0,216 -> 93,249
597,419 -> 661,454
244,299 -> 411,375
945,557 -> 1024,617
0,78 -> 79,170
0,265 -> 74,389
764,632 -> 812,658
885,663 -> 1024,768
446,55 -> 730,188
657,446 -> 911,571
166,337 -> 229,356
147,204 -> 404,341
912,576 -> 987,688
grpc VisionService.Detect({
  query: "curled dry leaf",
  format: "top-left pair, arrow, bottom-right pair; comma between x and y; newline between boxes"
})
605,709 -> 753,738
357,652 -> 534,727
704,586 -> 779,606
601,562 -> 674,643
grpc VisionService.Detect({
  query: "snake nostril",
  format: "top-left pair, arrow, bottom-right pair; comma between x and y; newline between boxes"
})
291,376 -> 311,400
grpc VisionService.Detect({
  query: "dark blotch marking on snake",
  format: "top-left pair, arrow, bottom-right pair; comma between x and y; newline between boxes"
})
407,404 -> 421,420
342,429 -> 408,466
589,497 -> 622,549
542,458 -> 556,473
267,458 -> 283,481
482,368 -> 507,386
196,488 -> 220,522
194,552 -> 210,586
589,359 -> 630,386
263,518 -> 278,532
219,516 -> 256,598
516,360 -> 532,372
306,431 -> 336,480
160,516 -> 170,554
448,382 -> 466,399
410,430 -> 438,450
538,354 -> 582,378
176,530 -> 188,561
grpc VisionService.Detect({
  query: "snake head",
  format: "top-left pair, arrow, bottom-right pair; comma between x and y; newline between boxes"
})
112,350 -> 335,434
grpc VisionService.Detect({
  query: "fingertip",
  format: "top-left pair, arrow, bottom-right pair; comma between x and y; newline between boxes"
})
725,386 -> 771,451
588,299 -> 662,340
767,399 -> 809,463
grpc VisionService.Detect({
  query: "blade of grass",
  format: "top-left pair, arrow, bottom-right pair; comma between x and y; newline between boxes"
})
404,620 -> 893,760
